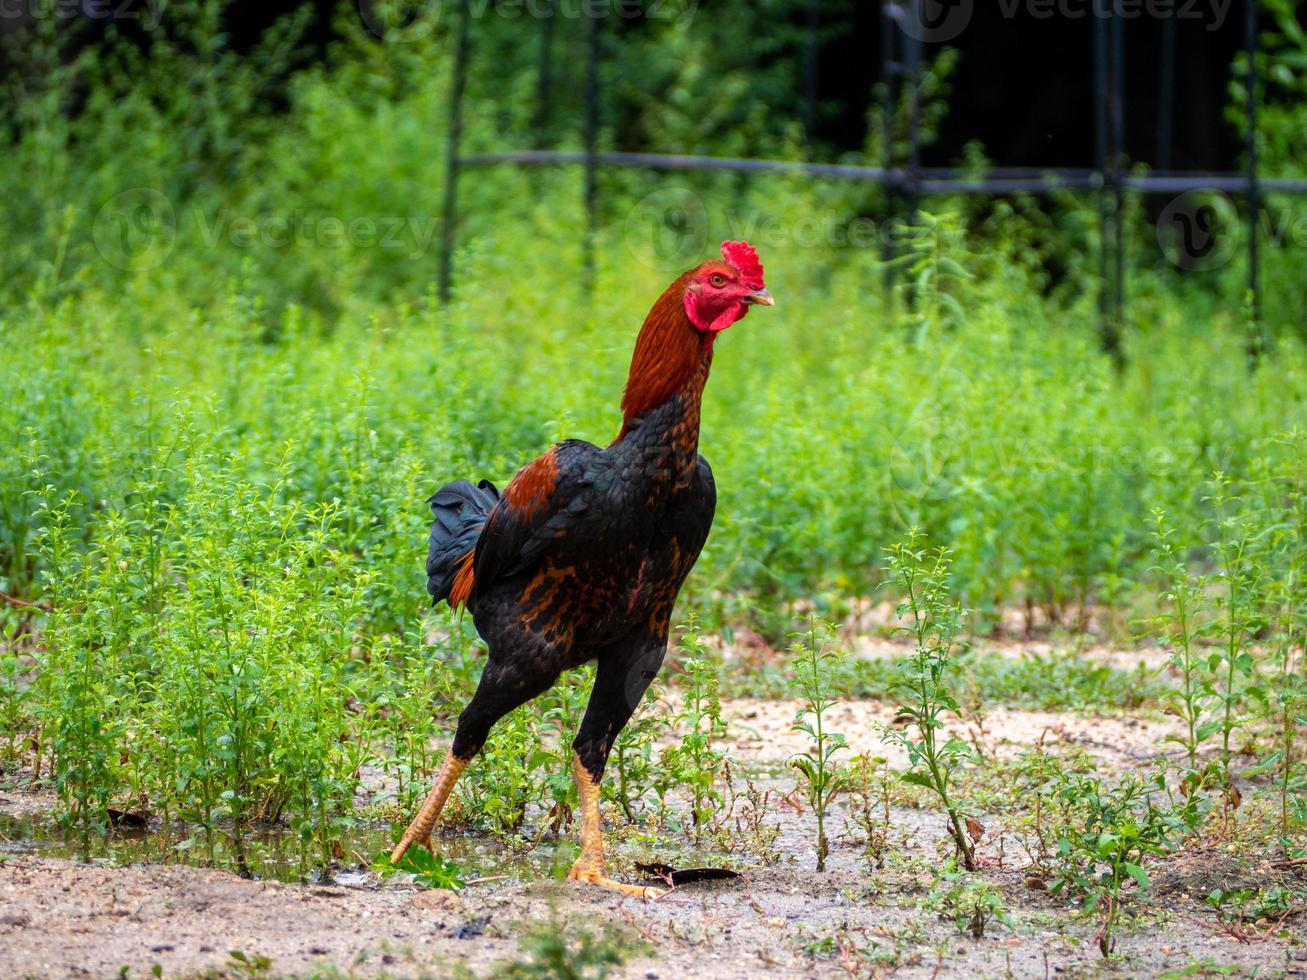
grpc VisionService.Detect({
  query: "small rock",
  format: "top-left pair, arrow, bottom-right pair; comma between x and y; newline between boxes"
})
149,945 -> 174,953
1,913 -> 30,928
451,915 -> 491,940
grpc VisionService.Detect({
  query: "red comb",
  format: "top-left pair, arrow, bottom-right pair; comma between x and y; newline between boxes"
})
720,241 -> 765,290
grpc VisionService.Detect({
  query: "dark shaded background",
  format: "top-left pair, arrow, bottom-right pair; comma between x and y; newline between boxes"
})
0,1 -> 1267,171
226,1 -> 1248,170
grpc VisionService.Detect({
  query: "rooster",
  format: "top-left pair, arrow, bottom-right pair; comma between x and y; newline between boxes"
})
389,241 -> 772,898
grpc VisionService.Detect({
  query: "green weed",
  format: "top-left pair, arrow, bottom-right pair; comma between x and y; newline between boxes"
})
374,847 -> 466,892
882,534 -> 978,870
1045,764 -> 1176,958
927,859 -> 1014,939
657,627 -> 728,842
498,920 -> 642,980
787,617 -> 849,871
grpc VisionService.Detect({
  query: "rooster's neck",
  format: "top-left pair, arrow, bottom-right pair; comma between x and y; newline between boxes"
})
615,278 -> 715,446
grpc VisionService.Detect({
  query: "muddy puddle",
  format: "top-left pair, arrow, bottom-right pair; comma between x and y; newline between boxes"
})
0,808 -> 574,887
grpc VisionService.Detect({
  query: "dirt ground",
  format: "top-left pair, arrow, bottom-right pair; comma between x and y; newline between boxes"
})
2,652 -> 1305,979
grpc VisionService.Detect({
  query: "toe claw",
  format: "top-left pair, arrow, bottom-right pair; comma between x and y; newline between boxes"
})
567,859 -> 663,899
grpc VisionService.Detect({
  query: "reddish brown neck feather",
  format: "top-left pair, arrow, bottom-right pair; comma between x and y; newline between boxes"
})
617,271 -> 713,441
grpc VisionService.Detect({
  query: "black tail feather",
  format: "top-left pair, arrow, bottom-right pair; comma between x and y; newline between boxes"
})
426,478 -> 499,607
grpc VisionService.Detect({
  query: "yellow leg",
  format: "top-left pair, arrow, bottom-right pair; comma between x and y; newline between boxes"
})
567,752 -> 665,900
390,752 -> 467,864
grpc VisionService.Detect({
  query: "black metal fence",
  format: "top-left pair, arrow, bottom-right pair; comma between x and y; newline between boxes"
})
436,0 -> 1307,361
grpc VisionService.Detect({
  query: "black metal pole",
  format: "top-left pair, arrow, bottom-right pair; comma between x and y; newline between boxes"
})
582,5 -> 601,286
905,0 -> 922,225
1111,0 -> 1126,362
881,0 -> 898,304
533,0 -> 555,147
1157,16 -> 1176,172
1093,10 -> 1114,359
1245,0 -> 1262,361
438,0 -> 471,305
803,0 -> 820,145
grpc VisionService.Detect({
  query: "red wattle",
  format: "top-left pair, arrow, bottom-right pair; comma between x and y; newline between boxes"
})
708,303 -> 745,332
684,292 -> 745,333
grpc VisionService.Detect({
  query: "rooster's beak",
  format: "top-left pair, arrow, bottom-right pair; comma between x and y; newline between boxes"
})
742,288 -> 774,307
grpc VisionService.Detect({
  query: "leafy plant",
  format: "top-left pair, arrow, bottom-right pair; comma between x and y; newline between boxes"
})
498,920 -> 642,979
225,950 -> 274,979
1045,765 -> 1176,958
844,754 -> 893,872
787,617 -> 848,871
927,859 -> 1013,939
1206,474 -> 1265,811
373,847 -> 466,892
657,624 -> 728,841
1151,509 -> 1218,805
1250,434 -> 1307,840
881,533 -> 978,870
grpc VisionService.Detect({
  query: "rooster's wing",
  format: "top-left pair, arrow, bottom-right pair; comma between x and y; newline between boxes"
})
470,439 -> 603,595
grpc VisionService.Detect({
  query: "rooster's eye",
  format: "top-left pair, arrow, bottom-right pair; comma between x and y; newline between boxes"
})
709,274 -> 726,287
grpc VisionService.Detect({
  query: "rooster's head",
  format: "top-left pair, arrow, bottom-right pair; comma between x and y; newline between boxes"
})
682,240 -> 773,334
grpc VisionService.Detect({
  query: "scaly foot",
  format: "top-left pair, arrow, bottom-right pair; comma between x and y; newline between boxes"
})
391,753 -> 468,864
567,857 -> 666,900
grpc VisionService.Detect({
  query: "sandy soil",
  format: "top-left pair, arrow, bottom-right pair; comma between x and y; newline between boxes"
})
721,698 -> 1185,774
4,846 -> 1301,980
2,687 -> 1304,978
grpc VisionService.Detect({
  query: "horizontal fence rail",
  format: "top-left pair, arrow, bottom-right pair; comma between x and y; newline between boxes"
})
460,151 -> 1307,196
